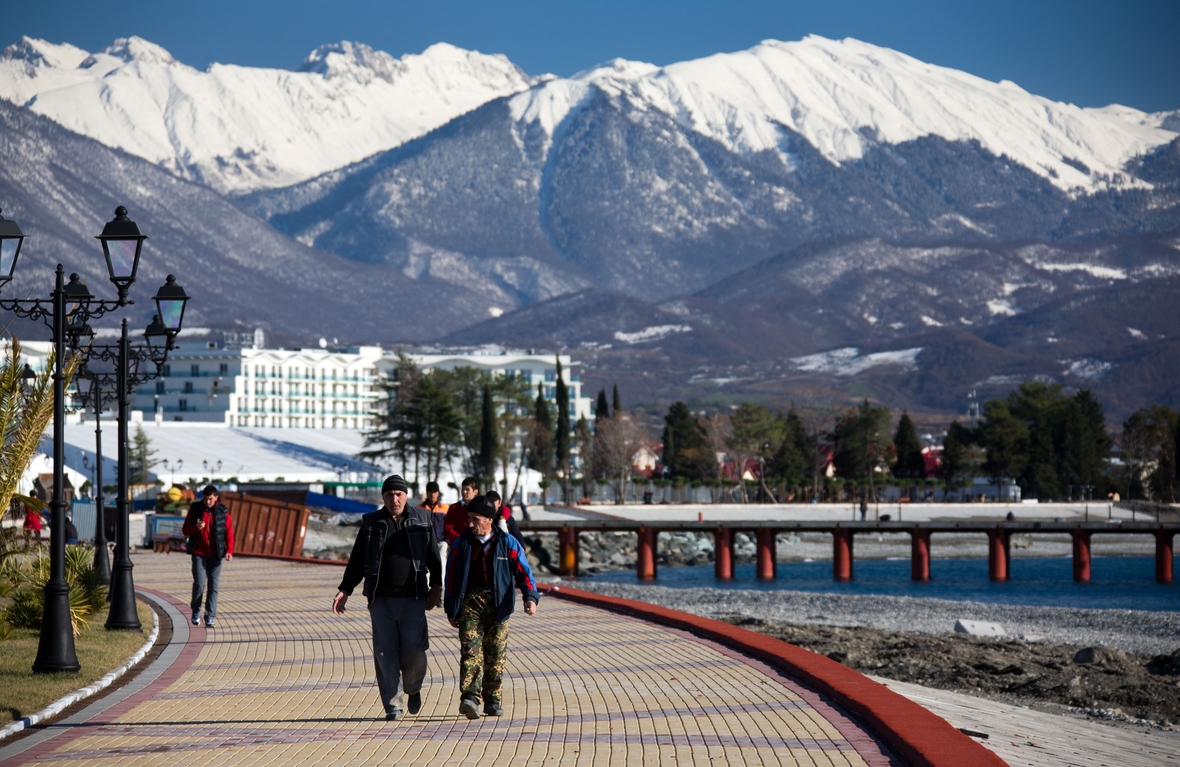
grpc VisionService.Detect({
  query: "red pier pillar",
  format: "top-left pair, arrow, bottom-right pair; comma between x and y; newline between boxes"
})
756,529 -> 776,580
1156,532 -> 1174,584
558,526 -> 579,576
1071,530 -> 1092,583
714,527 -> 734,580
637,526 -> 657,580
988,529 -> 1010,582
910,529 -> 931,582
833,528 -> 854,582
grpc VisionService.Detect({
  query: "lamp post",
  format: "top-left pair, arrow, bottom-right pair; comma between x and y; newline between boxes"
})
0,207 -> 138,674
75,307 -> 187,631
73,374 -> 113,584
162,458 -> 183,487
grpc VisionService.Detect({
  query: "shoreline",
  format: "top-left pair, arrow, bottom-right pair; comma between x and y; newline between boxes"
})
560,580 -> 1180,656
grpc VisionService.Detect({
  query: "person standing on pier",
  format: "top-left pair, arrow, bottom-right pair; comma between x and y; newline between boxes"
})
333,475 -> 442,721
445,495 -> 539,719
182,485 -> 235,628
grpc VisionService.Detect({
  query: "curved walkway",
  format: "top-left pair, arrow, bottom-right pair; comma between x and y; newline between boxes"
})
3,554 -> 916,766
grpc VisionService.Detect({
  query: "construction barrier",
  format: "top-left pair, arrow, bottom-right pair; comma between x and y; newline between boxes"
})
220,491 -> 310,558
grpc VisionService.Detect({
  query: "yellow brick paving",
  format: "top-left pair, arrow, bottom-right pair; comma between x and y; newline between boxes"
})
20,554 -> 899,766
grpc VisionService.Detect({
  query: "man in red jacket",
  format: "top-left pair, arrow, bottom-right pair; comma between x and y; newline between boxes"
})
442,477 -> 479,544
182,484 -> 234,628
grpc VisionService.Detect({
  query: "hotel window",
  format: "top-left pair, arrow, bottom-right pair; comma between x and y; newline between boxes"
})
191,364 -> 200,376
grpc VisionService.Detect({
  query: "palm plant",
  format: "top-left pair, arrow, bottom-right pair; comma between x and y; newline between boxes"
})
0,338 -> 81,518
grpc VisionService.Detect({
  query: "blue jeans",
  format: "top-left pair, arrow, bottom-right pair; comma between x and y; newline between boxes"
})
190,556 -> 222,618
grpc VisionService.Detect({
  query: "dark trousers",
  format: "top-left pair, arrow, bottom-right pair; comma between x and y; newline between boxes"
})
368,596 -> 430,715
190,555 -> 222,618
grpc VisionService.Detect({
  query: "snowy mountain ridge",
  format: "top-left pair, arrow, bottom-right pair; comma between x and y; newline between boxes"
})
509,35 -> 1176,194
0,36 -> 537,193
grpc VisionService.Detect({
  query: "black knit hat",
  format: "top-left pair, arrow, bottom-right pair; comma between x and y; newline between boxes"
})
382,475 -> 408,494
467,496 -> 496,519
425,481 -> 440,493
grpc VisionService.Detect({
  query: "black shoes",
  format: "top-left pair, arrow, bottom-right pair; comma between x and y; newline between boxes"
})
484,700 -> 503,717
385,709 -> 403,721
459,696 -> 481,720
407,693 -> 422,715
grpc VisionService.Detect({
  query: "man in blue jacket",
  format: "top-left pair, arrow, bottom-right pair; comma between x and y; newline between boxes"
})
445,495 -> 539,719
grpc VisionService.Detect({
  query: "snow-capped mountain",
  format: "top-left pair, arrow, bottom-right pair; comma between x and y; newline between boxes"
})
244,35 -> 1179,303
514,36 -> 1176,193
0,36 -> 536,193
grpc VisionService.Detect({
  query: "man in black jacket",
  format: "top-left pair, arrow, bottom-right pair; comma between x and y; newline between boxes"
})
332,475 -> 442,721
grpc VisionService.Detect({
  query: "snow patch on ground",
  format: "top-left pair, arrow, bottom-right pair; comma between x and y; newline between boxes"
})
1062,358 -> 1113,379
613,325 -> 693,344
987,299 -> 1019,316
790,347 -> 922,376
1036,263 -> 1128,280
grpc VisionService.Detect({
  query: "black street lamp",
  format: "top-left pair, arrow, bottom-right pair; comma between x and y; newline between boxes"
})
0,208 -> 27,288
73,295 -> 187,631
0,206 -> 138,674
95,206 -> 146,304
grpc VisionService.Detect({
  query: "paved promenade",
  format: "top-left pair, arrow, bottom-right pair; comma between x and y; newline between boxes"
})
1,553 -> 903,766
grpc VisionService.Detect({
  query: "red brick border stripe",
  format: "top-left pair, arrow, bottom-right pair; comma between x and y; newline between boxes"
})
540,584 -> 1005,767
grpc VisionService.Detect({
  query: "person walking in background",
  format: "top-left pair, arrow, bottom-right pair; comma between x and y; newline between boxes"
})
442,476 -> 479,544
445,495 -> 539,719
419,480 -> 449,565
182,484 -> 234,628
63,512 -> 79,545
333,475 -> 442,721
483,490 -> 524,545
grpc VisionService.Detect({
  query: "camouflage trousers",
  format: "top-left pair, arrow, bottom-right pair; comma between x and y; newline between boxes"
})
457,591 -> 509,703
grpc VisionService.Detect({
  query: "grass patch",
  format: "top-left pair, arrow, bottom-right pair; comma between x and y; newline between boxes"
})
0,602 -> 154,725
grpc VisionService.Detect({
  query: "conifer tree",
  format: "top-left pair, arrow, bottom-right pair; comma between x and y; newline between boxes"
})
554,358 -> 570,498
893,412 -> 925,478
478,383 -> 497,482
596,388 -> 610,420
612,384 -> 621,415
529,383 -> 554,477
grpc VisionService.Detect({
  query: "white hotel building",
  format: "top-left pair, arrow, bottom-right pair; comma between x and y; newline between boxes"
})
131,342 -> 593,431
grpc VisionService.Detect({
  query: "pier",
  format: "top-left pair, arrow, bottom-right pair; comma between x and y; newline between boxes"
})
520,510 -> 1179,584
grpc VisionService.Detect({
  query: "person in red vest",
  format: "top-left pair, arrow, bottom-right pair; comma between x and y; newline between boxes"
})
182,484 -> 234,628
442,477 -> 479,543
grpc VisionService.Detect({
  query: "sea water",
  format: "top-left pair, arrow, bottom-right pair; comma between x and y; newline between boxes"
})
585,556 -> 1180,612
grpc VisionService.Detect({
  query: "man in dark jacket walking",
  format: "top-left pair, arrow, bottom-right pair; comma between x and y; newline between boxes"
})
182,484 -> 235,628
333,475 -> 442,721
445,495 -> 539,719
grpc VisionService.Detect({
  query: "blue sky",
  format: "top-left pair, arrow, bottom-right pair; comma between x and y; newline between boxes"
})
9,0 -> 1179,111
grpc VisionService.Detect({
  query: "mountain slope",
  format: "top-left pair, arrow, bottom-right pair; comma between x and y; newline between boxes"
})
0,99 -> 480,343
0,36 -> 536,193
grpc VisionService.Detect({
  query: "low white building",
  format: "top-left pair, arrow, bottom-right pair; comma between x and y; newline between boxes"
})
128,341 -> 593,431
